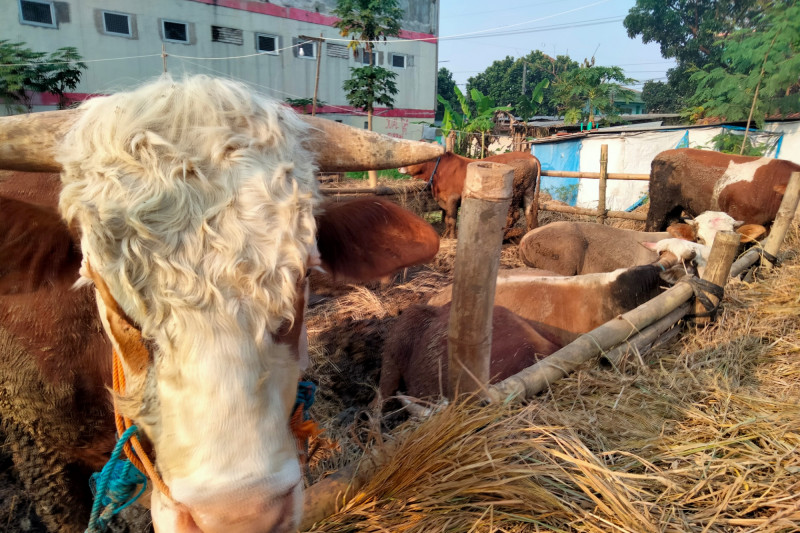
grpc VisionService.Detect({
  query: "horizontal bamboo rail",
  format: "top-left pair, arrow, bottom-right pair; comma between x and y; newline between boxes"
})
542,170 -> 650,181
539,201 -> 647,221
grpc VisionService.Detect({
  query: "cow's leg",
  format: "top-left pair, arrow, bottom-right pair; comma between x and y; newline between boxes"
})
2,420 -> 89,533
443,196 -> 459,239
524,166 -> 541,232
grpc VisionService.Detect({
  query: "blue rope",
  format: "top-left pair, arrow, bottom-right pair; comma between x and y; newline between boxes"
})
86,425 -> 148,533
295,381 -> 317,420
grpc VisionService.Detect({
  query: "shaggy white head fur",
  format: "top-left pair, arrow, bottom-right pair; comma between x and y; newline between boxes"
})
57,76 -> 319,530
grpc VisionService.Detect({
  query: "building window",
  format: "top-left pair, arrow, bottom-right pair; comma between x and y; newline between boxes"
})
327,43 -> 348,59
390,53 -> 407,69
19,0 -> 56,28
102,11 -> 131,37
256,33 -> 278,54
297,40 -> 316,59
212,26 -> 244,45
162,20 -> 189,43
359,49 -> 377,65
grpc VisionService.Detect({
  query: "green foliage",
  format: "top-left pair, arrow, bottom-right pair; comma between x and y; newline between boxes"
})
467,51 -> 578,117
343,65 -> 398,113
435,67 -> 458,121
706,130 -> 776,157
690,2 -> 800,127
515,79 -> 550,121
285,97 -> 327,114
333,0 -> 402,56
551,58 -> 636,125
346,168 -> 407,180
0,41 -> 86,112
437,86 -> 509,157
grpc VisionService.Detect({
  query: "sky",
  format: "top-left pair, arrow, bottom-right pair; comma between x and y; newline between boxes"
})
436,0 -> 677,92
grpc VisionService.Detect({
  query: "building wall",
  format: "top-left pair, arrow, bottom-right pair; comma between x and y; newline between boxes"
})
1,0 -> 438,138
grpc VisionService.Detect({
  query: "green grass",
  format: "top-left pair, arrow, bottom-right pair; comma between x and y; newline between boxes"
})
345,169 -> 409,181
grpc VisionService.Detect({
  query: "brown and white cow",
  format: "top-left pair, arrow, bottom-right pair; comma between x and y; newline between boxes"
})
645,148 -> 800,231
399,151 -> 542,240
0,76 -> 443,533
378,247 -> 694,401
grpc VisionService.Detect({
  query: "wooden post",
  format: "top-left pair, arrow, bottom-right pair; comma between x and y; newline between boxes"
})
694,230 -> 740,325
448,162 -> 514,399
161,44 -> 167,73
597,144 -> 608,224
312,34 -> 323,117
761,170 -> 800,269
446,131 -> 455,153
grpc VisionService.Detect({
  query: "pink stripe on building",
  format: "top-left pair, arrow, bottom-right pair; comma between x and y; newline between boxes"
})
188,0 -> 437,42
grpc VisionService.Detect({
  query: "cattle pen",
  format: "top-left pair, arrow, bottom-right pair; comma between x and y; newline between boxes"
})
319,144 -> 650,226
296,170 -> 800,532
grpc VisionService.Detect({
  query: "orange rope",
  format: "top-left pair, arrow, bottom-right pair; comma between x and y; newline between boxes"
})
112,349 -> 172,498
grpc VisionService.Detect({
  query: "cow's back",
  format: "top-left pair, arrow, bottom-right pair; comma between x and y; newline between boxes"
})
519,221 -> 667,275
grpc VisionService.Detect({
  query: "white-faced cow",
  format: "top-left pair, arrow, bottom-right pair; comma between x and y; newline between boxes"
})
378,244 -> 696,401
0,76 -> 443,533
398,151 -> 542,240
645,148 -> 800,231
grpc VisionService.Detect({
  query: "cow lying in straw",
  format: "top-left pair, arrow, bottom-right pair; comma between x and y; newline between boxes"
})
376,242 -> 697,401
518,211 -> 765,276
399,151 -> 542,240
0,76 -> 442,533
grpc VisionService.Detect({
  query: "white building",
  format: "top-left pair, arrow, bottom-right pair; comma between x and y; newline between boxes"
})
2,0 -> 439,138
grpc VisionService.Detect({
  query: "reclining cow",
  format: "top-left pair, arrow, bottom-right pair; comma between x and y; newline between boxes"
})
645,148 -> 800,231
377,242 -> 696,401
518,211 -> 765,276
0,76 -> 443,533
399,151 -> 542,240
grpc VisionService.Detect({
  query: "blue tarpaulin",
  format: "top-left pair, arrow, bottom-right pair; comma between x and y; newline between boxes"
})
531,140 -> 581,206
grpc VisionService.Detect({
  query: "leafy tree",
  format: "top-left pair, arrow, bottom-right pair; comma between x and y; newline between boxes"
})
0,41 -> 86,112
551,58 -> 636,125
343,65 -> 398,117
690,1 -> 800,133
438,86 -> 509,157
514,78 -> 549,121
285,97 -> 327,114
467,51 -> 577,117
333,0 -> 403,186
624,0 -> 768,108
333,0 -> 402,130
435,67 -> 458,121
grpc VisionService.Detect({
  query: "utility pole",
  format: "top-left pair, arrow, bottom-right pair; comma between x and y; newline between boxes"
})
299,34 -> 325,116
162,44 -> 167,74
522,62 -> 526,95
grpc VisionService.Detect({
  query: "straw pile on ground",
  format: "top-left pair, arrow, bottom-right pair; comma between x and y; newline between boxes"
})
303,226 -> 800,532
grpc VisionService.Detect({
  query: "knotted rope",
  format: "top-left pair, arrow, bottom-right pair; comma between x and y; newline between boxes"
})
86,425 -> 147,533
682,275 -> 725,318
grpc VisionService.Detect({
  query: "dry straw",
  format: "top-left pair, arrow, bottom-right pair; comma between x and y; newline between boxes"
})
303,226 -> 800,532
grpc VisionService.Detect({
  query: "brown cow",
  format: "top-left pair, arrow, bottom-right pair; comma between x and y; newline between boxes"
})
0,75 -> 443,533
518,212 -> 764,276
378,248 -> 693,401
399,151 -> 542,240
645,148 -> 800,231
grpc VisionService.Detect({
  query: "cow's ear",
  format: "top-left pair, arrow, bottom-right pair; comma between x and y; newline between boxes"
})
737,224 -> 766,243
640,241 -> 659,251
667,223 -> 696,241
315,197 -> 440,282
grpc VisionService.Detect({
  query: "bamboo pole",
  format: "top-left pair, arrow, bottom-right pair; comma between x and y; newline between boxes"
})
603,302 -> 690,367
761,171 -> 800,269
694,230 -> 740,325
486,280 -> 695,403
538,201 -> 647,221
597,144 -> 608,224
448,162 -> 514,399
541,170 -> 650,181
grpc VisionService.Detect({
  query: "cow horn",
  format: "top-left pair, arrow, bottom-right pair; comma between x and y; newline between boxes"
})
301,116 -> 443,172
0,109 -> 79,172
